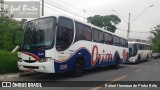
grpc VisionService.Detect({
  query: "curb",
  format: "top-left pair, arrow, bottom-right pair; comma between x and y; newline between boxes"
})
0,73 -> 20,80
19,72 -> 42,77
0,72 -> 42,80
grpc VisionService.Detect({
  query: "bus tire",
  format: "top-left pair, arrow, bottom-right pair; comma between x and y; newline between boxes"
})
147,54 -> 149,60
69,59 -> 84,77
113,57 -> 120,69
136,55 -> 141,64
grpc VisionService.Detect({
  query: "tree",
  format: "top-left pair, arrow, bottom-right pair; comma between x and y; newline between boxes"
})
21,18 -> 27,24
0,16 -> 23,51
150,25 -> 160,52
0,0 -> 23,51
87,15 -> 121,33
0,0 -> 7,17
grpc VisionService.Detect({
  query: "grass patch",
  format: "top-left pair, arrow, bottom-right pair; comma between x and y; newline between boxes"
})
0,50 -> 20,74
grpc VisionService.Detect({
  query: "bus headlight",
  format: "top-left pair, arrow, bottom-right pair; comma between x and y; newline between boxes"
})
38,57 -> 52,62
18,57 -> 22,62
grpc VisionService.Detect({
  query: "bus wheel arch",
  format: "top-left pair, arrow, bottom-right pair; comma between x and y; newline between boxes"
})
147,54 -> 149,59
69,57 -> 85,77
113,52 -> 120,69
136,54 -> 141,64
113,56 -> 120,69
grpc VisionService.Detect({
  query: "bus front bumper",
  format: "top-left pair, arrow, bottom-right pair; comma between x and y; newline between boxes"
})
128,57 -> 137,63
18,60 -> 55,73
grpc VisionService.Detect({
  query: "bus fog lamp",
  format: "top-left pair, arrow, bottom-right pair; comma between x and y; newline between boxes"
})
18,58 -> 22,62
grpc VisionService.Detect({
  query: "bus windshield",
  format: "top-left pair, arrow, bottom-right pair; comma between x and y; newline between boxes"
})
128,44 -> 138,57
21,17 -> 57,50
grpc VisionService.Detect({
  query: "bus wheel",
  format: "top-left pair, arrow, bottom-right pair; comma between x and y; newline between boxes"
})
136,56 -> 140,64
70,60 -> 84,77
147,55 -> 149,60
113,57 -> 120,69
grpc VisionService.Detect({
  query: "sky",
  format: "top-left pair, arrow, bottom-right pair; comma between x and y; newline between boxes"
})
6,0 -> 160,40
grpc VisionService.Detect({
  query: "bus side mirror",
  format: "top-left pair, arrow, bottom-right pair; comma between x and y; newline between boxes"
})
13,29 -> 23,45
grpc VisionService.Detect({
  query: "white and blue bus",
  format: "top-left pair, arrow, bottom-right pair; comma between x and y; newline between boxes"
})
128,42 -> 152,63
17,15 -> 128,76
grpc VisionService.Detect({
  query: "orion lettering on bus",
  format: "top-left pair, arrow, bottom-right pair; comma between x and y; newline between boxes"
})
122,49 -> 127,63
91,45 -> 113,66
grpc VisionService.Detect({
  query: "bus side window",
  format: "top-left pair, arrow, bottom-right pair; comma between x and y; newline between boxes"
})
104,32 -> 113,45
117,37 -> 120,46
138,44 -> 144,50
142,44 -> 144,50
92,28 -> 99,42
84,25 -> 92,41
138,44 -> 140,50
113,36 -> 120,46
75,21 -> 92,41
120,38 -> 125,47
56,17 -> 74,51
92,28 -> 104,43
75,22 -> 85,41
113,36 -> 116,46
144,45 -> 146,50
110,35 -> 113,45
99,30 -> 104,43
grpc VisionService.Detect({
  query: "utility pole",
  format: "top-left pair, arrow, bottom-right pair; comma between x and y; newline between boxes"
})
42,0 -> 44,16
112,5 -> 154,40
127,13 -> 131,39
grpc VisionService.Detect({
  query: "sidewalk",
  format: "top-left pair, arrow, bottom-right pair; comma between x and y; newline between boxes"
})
0,72 -> 41,81
0,73 -> 20,80
0,72 -> 44,81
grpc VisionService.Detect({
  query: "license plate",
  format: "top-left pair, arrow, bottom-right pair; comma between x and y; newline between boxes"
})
28,68 -> 34,72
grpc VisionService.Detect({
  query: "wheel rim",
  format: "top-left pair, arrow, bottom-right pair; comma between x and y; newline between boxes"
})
74,64 -> 82,72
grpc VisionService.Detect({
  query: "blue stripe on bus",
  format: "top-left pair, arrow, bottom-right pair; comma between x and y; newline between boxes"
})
54,48 -> 129,73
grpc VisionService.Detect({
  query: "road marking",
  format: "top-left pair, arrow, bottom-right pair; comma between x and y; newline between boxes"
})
90,75 -> 127,90
135,69 -> 142,72
111,75 -> 127,81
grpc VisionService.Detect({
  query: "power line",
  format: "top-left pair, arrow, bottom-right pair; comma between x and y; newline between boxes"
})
131,5 -> 154,23
130,31 -> 150,33
117,28 -> 150,33
45,0 -> 84,19
34,1 -> 68,14
42,1 -> 151,34
119,29 -> 150,33
58,0 -> 84,13
48,0 -> 90,18
112,10 -> 128,24
33,1 -> 66,16
43,3 -> 66,15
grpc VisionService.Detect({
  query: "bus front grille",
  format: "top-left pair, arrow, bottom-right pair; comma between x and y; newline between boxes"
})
23,66 -> 39,69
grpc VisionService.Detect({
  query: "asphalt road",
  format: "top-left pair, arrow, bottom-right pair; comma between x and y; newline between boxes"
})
1,59 -> 160,90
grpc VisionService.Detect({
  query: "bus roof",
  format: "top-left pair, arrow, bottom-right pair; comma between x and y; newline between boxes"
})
128,41 -> 151,45
59,15 -> 128,39
27,14 -> 127,40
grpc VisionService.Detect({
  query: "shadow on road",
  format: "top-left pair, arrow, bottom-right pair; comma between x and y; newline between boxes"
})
18,65 -> 127,81
84,65 -> 126,75
124,59 -> 152,65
